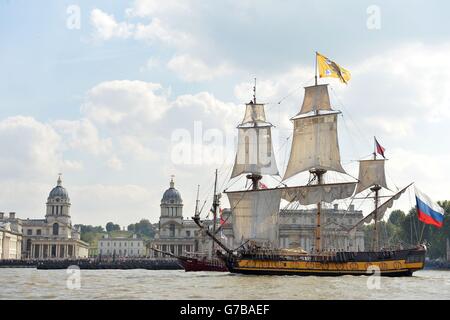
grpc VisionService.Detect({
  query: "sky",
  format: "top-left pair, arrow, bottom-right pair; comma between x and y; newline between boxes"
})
0,0 -> 449,228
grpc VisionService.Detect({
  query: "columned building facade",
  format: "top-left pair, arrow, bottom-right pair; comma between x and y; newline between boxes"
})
278,204 -> 365,252
0,219 -> 22,259
0,176 -> 89,259
150,178 -> 198,257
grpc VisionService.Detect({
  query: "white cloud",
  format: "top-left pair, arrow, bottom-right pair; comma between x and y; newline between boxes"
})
52,119 -> 112,156
81,80 -> 170,130
90,9 -> 134,41
106,156 -> 123,171
126,0 -> 191,18
90,8 -> 193,48
167,54 -> 235,82
133,18 -> 192,47
118,136 -> 156,161
0,116 -> 63,181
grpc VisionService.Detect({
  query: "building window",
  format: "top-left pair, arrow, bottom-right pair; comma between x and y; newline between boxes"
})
51,245 -> 57,257
26,239 -> 32,252
37,229 -> 41,236
27,229 -> 32,235
169,224 -> 175,237
186,230 -> 191,237
52,223 -> 59,235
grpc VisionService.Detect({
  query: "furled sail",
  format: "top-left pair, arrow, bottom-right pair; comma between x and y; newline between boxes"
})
242,102 -> 267,124
297,84 -> 332,115
348,183 -> 413,231
355,159 -> 389,194
281,182 -> 356,205
226,189 -> 282,246
283,113 -> 346,180
231,101 -> 279,179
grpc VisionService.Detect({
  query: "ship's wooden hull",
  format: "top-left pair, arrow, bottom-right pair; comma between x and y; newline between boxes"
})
219,246 -> 426,277
178,257 -> 228,272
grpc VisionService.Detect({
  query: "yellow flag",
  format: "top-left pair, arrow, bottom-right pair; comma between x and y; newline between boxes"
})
317,52 -> 351,84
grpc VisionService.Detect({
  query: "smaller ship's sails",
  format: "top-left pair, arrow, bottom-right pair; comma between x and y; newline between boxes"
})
350,183 -> 413,230
355,159 -> 388,194
231,101 -> 279,179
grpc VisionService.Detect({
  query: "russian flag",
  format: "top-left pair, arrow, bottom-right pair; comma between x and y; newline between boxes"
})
415,187 -> 445,228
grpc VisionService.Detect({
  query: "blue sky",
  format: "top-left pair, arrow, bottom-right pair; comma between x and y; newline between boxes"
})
0,0 -> 449,226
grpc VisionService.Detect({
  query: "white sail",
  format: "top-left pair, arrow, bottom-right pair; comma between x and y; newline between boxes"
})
283,113 -> 346,180
281,182 -> 356,205
297,84 -> 332,115
355,159 -> 388,194
227,189 -> 281,246
231,126 -> 279,178
349,183 -> 413,230
242,102 -> 267,124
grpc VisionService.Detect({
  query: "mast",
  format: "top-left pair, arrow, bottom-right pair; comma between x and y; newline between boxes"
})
212,169 -> 219,254
231,79 -> 279,189
313,169 -> 326,252
282,53 -> 356,253
312,94 -> 324,253
315,51 -> 318,86
194,185 -> 200,217
371,138 -> 381,251
253,78 -> 257,104
247,78 -> 262,190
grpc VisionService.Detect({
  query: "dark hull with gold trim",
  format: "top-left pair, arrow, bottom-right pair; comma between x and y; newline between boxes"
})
218,246 -> 426,277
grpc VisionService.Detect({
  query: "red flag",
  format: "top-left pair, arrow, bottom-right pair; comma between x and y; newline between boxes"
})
259,182 -> 268,189
219,208 -> 225,225
375,137 -> 385,158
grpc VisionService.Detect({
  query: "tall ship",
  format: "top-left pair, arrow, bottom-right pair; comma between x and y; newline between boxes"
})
153,176 -> 228,272
195,53 -> 427,276
178,176 -> 227,272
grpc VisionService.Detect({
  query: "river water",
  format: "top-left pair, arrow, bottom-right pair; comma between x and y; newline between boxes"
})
0,269 -> 449,300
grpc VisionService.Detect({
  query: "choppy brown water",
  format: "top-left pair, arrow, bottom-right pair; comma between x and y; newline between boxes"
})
0,269 -> 449,300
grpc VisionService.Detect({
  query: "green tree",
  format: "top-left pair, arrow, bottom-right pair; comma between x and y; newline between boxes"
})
106,222 -> 120,232
362,202 -> 449,259
127,219 -> 156,238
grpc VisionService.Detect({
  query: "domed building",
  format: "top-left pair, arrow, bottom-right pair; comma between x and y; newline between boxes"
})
150,177 -> 201,257
0,175 -> 89,259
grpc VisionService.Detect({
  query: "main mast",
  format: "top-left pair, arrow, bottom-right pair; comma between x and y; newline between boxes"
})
283,52 -> 353,253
